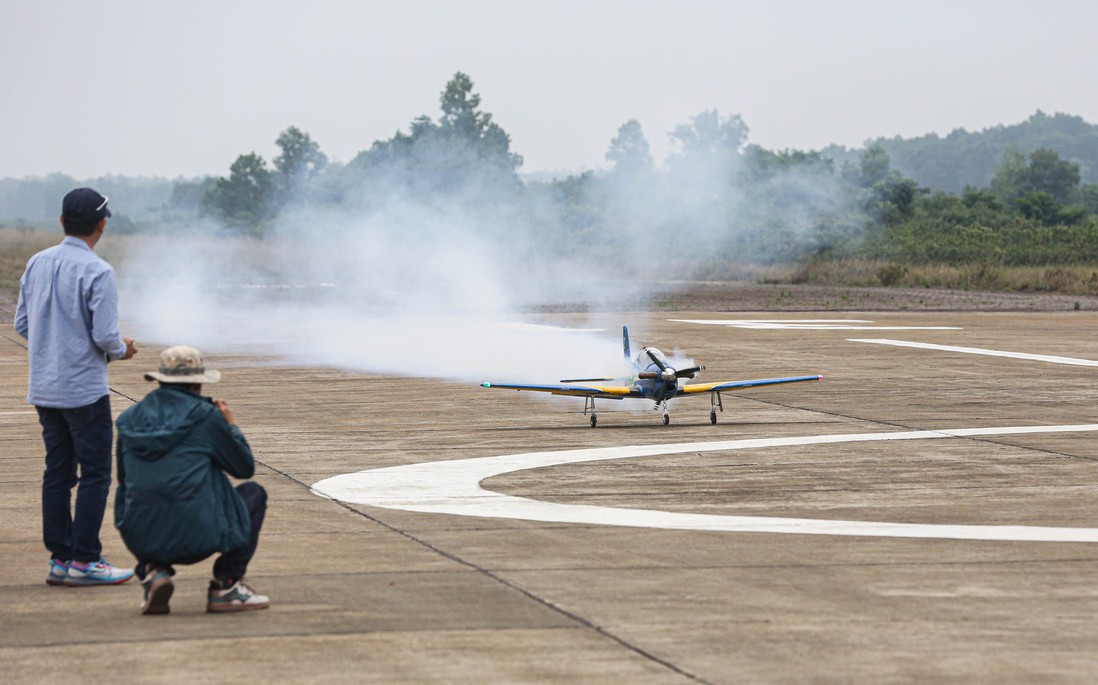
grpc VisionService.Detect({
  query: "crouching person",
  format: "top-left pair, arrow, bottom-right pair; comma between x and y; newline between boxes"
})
115,346 -> 270,615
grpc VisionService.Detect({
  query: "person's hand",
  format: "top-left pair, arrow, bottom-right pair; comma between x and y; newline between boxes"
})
213,398 -> 237,425
121,338 -> 137,360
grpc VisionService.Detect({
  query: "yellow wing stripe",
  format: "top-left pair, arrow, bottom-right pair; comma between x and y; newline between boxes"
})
681,375 -> 823,394
481,382 -> 635,397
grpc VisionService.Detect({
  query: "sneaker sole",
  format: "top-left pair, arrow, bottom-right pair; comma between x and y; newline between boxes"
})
141,578 -> 174,615
45,577 -> 68,586
207,600 -> 270,613
64,575 -> 134,587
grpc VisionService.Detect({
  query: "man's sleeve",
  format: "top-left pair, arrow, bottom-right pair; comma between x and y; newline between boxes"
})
87,267 -> 127,360
207,414 -> 256,480
14,270 -> 29,339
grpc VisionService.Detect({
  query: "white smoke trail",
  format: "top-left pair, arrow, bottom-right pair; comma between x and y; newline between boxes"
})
117,199 -> 628,384
116,110 -> 846,384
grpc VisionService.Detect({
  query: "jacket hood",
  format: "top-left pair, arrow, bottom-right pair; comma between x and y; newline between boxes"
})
117,386 -> 216,461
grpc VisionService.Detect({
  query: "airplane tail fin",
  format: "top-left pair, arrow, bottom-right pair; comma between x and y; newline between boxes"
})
622,326 -> 631,362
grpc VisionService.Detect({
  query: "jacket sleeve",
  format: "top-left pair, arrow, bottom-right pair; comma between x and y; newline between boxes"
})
205,412 -> 256,479
113,432 -> 128,528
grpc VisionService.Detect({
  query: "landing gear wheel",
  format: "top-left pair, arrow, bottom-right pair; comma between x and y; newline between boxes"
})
710,411 -> 717,425
590,414 -> 597,428
663,413 -> 670,426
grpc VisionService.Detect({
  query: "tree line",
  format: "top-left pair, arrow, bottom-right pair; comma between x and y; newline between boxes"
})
6,73 -> 1098,278
825,111 -> 1098,193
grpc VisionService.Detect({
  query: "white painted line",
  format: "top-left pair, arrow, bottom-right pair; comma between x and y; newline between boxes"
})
851,339 -> 1098,367
674,319 -> 961,331
311,424 -> 1098,542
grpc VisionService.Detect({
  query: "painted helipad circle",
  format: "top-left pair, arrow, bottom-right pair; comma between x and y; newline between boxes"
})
311,424 -> 1098,542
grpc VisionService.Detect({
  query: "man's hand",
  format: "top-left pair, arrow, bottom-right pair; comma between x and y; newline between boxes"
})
121,338 -> 137,360
213,398 -> 237,425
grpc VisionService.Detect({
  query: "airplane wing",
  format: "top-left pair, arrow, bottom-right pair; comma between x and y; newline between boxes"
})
679,374 -> 822,395
481,382 -> 637,399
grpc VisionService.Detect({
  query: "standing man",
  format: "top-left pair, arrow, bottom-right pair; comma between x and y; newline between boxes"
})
15,187 -> 138,586
115,346 -> 270,615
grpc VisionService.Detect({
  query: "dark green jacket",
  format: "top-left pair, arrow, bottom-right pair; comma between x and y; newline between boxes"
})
114,385 -> 253,562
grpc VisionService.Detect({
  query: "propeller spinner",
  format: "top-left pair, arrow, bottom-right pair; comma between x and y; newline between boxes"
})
636,347 -> 704,381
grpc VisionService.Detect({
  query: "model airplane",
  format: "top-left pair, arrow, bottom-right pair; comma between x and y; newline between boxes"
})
481,326 -> 822,427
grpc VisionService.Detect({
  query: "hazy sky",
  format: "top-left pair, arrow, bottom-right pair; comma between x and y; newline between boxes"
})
4,0 -> 1097,180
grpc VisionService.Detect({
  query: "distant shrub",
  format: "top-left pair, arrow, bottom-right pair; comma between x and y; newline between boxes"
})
877,264 -> 907,286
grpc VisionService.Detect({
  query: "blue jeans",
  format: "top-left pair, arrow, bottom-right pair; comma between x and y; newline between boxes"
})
37,395 -> 113,563
136,482 -> 268,582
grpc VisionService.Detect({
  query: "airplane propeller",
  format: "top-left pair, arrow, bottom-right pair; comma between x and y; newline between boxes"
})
637,348 -> 703,380
646,348 -> 667,369
637,367 -> 702,379
674,365 -> 703,379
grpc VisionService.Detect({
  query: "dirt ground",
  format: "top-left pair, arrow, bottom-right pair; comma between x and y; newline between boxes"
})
5,281 -> 1098,324
637,281 -> 1098,312
4,307 -> 1098,683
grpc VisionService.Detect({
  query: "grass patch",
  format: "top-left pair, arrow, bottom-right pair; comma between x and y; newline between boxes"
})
0,227 -> 60,293
0,227 -> 142,316
759,259 -> 1098,295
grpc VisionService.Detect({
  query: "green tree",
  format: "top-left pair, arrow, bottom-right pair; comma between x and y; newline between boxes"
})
745,147 -> 832,175
830,111 -> 1098,193
438,72 -> 522,172
859,145 -> 893,188
274,126 -> 328,194
606,119 -> 653,175
874,178 -> 924,226
170,178 -> 210,210
1015,191 -> 1059,224
1080,184 -> 1098,213
348,72 -> 522,202
1026,148 -> 1080,204
668,110 -> 748,160
991,148 -> 1081,206
202,152 -> 275,229
439,72 -> 483,140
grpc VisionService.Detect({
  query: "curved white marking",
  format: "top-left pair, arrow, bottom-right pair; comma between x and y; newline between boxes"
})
851,338 -> 1098,367
311,425 -> 1098,542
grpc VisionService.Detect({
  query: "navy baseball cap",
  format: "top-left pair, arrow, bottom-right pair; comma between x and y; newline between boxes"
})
62,188 -> 112,226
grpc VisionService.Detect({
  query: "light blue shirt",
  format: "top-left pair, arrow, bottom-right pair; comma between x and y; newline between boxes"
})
14,236 -> 127,408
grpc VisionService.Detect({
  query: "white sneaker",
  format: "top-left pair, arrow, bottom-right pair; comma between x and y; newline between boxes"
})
64,558 -> 134,586
46,559 -> 70,586
207,578 -> 270,612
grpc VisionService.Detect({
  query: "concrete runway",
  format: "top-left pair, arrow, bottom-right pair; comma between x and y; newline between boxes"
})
4,311 -> 1098,683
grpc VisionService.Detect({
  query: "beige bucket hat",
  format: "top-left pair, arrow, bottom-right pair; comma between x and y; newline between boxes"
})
144,345 -> 222,384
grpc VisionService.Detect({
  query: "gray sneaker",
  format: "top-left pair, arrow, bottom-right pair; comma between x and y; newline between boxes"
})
207,578 -> 270,613
141,568 -> 174,615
